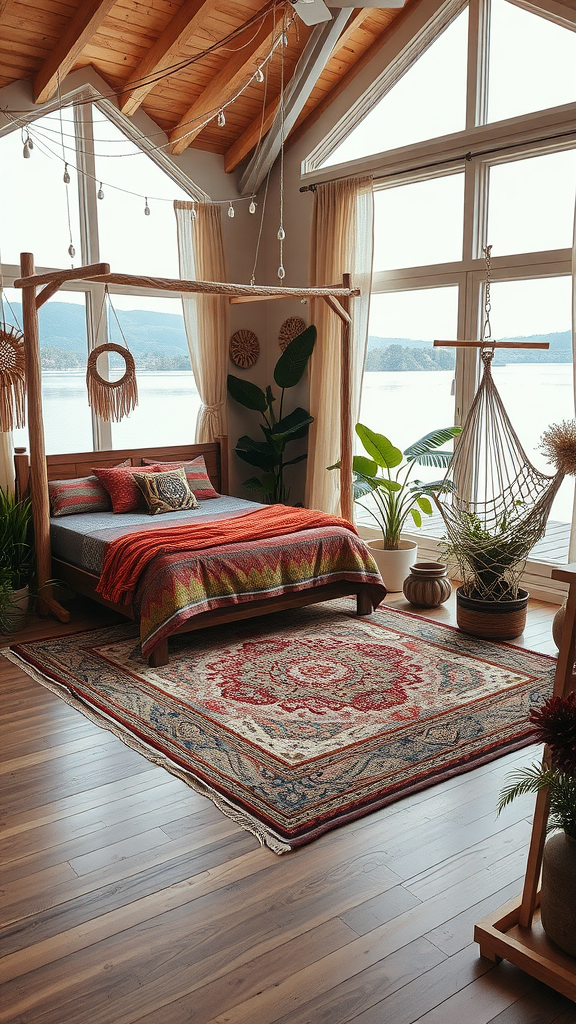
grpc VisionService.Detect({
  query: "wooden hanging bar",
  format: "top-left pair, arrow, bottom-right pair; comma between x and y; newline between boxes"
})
14,257 -> 359,622
434,339 -> 550,349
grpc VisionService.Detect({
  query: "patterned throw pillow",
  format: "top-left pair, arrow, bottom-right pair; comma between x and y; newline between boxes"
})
49,476 -> 112,517
132,468 -> 200,515
92,464 -> 145,513
142,455 -> 220,499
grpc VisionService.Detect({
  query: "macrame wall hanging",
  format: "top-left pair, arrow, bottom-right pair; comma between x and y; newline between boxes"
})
0,269 -> 26,432
87,287 -> 138,422
433,246 -> 576,600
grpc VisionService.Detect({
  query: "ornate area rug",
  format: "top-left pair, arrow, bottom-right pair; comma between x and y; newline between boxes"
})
4,602 -> 555,853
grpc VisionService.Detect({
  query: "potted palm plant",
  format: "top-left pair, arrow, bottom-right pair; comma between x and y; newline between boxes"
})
498,691 -> 576,957
334,423 -> 461,591
0,486 -> 34,633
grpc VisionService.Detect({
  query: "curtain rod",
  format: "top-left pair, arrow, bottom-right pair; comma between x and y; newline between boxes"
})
299,127 -> 576,192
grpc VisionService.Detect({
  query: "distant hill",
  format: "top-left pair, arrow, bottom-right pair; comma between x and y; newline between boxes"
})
367,331 -> 571,367
3,303 -> 571,371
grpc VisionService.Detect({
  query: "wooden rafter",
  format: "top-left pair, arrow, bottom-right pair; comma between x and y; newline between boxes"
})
224,95 -> 280,173
0,0 -> 14,22
33,0 -> 118,104
119,0 -> 219,117
169,10 -> 278,155
223,10 -> 372,174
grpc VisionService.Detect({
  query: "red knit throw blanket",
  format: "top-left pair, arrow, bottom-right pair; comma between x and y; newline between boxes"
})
97,504 -> 357,605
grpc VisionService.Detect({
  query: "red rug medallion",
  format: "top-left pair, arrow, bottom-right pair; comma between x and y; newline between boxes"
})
5,602 -> 555,853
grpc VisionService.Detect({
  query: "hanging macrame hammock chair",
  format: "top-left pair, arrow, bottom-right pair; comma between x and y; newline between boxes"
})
433,251 -> 576,602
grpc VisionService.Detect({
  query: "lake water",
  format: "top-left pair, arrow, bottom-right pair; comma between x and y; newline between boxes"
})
12,363 -> 575,522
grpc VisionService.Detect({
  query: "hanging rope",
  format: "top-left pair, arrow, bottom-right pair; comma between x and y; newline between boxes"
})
86,288 -> 138,422
0,243 -> 26,431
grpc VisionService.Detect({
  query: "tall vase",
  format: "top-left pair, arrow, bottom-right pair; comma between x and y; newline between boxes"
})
540,832 -> 576,958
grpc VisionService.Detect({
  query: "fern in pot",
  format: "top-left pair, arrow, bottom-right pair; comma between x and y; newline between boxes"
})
0,487 -> 34,633
332,423 -> 461,592
498,691 -> 576,957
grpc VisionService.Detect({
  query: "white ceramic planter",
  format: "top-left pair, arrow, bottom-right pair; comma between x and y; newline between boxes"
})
367,539 -> 418,593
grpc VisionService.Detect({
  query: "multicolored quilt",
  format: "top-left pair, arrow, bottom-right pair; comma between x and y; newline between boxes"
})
133,524 -> 386,657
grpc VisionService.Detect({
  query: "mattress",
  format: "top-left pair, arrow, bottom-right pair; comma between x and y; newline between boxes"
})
50,495 -> 262,575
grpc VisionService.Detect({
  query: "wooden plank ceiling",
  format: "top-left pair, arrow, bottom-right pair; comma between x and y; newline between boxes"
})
0,0 -> 407,172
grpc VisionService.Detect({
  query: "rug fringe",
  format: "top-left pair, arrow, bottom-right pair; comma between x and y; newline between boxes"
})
1,649 -> 291,855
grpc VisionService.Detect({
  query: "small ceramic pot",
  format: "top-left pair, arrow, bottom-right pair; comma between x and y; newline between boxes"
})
403,562 -> 452,608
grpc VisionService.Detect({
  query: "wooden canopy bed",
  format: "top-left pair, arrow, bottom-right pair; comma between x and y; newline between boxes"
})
14,254 -> 383,667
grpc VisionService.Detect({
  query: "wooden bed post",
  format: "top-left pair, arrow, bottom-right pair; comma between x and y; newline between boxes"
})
339,273 -> 353,523
20,252 -> 69,622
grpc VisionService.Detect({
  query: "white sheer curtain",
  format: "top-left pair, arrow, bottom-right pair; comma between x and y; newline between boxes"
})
305,176 -> 374,514
0,431 -> 15,492
568,196 -> 576,560
174,201 -> 228,442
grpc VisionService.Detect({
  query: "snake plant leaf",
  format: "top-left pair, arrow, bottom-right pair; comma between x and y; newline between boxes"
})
355,424 -> 403,469
234,435 -> 279,470
404,426 -> 461,462
227,375 -> 268,413
274,326 -> 316,389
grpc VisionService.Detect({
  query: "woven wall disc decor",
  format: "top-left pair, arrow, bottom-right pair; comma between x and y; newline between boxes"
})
0,323 -> 26,431
278,316 -> 306,352
229,329 -> 259,368
86,343 -> 138,422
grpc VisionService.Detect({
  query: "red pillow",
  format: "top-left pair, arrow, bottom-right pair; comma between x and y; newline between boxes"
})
142,455 -> 219,499
92,464 -> 145,513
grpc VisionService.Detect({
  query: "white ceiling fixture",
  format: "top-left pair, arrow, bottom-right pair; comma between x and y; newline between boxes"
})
290,0 -> 405,27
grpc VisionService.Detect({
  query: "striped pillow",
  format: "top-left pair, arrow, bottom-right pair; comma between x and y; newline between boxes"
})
142,455 -> 220,499
49,476 -> 112,517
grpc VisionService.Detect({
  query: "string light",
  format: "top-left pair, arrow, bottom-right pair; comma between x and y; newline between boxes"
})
144,197 -> 150,215
190,202 -> 197,219
68,244 -> 75,258
97,182 -> 104,199
217,109 -> 226,128
249,200 -> 256,214
228,202 -> 235,218
277,226 -> 285,240
22,139 -> 31,158
277,265 -> 285,279
63,162 -> 71,184
255,67 -> 264,83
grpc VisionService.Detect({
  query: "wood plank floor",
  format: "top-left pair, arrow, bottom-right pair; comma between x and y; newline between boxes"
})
1,592 -> 575,1024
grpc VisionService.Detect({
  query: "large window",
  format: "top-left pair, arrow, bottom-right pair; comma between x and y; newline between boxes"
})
0,99 -> 201,454
309,0 -> 576,580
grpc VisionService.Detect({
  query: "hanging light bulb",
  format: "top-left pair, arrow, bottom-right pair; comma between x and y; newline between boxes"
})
27,137 -> 34,150
190,203 -> 197,219
278,265 -> 285,280
277,226 -> 285,241
97,182 -> 104,200
282,31 -> 288,46
68,244 -> 75,258
249,200 -> 256,214
255,67 -> 264,83
22,140 -> 31,158
227,202 -> 235,218
144,197 -> 150,216
63,163 -> 71,184
217,109 -> 226,128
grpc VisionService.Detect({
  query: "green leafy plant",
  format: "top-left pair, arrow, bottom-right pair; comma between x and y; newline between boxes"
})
331,423 -> 461,549
497,692 -> 576,839
0,487 -> 34,590
227,326 -> 316,503
442,510 -> 529,601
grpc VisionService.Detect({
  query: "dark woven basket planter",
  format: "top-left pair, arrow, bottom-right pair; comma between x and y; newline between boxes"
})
456,587 -> 529,641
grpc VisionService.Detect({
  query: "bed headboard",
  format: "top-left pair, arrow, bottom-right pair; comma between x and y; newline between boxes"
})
14,437 -> 229,500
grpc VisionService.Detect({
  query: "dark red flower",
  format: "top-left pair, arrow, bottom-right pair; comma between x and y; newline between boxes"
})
530,691 -> 576,774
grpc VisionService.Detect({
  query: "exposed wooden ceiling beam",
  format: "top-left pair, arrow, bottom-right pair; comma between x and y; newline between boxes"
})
33,0 -> 118,104
224,96 -> 280,173
119,0 -> 219,117
239,9 -> 354,196
223,12 -> 371,174
169,11 -> 278,155
0,0 -> 14,21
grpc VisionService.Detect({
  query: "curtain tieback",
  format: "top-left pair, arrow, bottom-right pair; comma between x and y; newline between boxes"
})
203,401 -> 225,413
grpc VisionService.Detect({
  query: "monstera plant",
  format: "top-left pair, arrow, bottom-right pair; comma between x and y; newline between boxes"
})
227,325 -> 316,503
